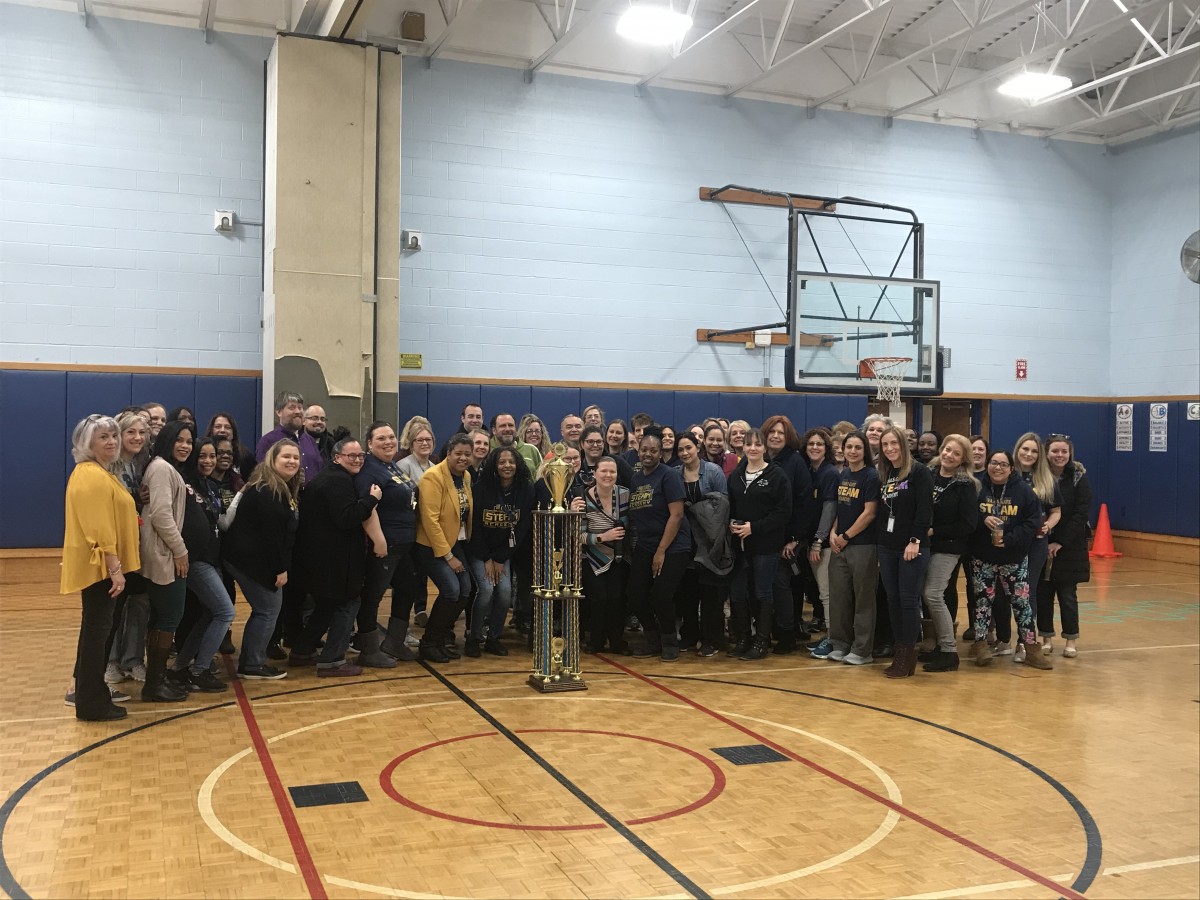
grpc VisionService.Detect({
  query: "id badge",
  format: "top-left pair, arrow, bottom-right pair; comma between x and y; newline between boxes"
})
886,515 -> 895,533
508,528 -> 516,549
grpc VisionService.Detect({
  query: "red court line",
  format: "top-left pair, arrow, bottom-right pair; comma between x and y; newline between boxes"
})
599,655 -> 1086,900
223,659 -> 328,899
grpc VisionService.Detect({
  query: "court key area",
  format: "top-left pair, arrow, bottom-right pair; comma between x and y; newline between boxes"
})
1,555 -> 1197,900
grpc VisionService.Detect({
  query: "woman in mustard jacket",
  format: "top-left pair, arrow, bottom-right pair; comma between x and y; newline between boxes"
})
62,415 -> 141,721
415,434 -> 475,662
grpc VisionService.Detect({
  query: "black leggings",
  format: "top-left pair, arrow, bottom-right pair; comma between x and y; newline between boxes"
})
583,564 -> 628,650
627,548 -> 689,644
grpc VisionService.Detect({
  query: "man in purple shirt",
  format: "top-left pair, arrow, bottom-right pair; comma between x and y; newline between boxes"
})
256,390 -> 323,489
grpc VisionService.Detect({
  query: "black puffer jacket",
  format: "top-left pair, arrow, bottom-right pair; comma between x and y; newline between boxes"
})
1046,462 -> 1092,585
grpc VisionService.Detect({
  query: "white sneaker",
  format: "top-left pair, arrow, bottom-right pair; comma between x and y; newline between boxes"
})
1014,644 -> 1026,663
828,649 -> 847,661
404,632 -> 420,648
843,652 -> 872,666
104,662 -> 125,684
991,640 -> 1014,657
128,662 -> 147,682
1041,641 -> 1054,655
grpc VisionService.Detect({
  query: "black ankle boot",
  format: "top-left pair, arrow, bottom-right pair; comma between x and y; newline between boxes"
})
739,637 -> 770,660
728,636 -> 752,657
142,631 -> 188,702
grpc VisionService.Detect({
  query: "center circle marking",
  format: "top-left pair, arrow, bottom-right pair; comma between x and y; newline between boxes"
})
379,727 -> 726,831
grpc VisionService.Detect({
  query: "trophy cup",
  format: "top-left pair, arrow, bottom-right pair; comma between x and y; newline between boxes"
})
529,442 -> 587,693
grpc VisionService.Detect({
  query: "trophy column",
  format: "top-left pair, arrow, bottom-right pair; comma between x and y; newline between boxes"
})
529,444 -> 588,693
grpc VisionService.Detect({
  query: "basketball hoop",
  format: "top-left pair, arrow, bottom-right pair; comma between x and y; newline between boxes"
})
860,357 -> 912,403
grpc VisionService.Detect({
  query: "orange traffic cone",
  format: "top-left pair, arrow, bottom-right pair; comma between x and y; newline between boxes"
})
1089,503 -> 1122,558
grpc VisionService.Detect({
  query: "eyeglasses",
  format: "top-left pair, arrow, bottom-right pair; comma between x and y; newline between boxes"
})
988,461 -> 1011,468
305,415 -> 326,421
583,438 -> 604,445
1046,433 -> 1070,442
339,452 -> 366,461
413,436 -> 433,443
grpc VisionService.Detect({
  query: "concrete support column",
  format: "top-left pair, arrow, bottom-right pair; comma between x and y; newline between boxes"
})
262,35 -> 400,437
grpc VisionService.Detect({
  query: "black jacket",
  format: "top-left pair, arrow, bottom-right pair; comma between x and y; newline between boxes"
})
768,446 -> 814,543
928,468 -> 980,556
728,459 -> 792,556
296,463 -> 379,601
1047,462 -> 1092,584
223,485 -> 299,589
877,462 -> 934,553
970,476 -> 1040,565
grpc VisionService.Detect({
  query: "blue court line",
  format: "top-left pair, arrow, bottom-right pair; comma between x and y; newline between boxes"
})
656,674 -> 1104,899
418,660 -> 711,900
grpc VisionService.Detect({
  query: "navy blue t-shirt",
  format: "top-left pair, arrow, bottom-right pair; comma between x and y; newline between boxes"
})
628,463 -> 691,555
836,465 -> 881,546
355,454 -> 416,545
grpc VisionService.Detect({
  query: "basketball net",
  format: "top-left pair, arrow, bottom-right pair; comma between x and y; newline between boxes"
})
863,357 -> 911,403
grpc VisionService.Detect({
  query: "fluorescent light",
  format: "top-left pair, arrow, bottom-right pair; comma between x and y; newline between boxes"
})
616,5 -> 693,45
997,70 -> 1073,101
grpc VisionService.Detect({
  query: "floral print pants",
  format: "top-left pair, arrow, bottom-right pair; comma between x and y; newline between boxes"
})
971,557 -> 1034,646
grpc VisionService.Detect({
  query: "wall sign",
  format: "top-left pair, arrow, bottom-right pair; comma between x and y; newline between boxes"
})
400,353 -> 423,369
1149,403 -> 1168,452
1188,402 -> 1200,421
1115,403 -> 1133,451
1015,358 -> 1028,380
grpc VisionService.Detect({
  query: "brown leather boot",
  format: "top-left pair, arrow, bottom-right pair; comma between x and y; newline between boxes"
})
1021,641 -> 1053,670
972,639 -> 994,667
884,644 -> 916,679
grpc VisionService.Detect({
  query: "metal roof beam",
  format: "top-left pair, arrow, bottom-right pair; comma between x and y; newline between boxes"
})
726,0 -> 899,98
428,0 -> 485,59
200,0 -> 217,43
1045,73 -> 1199,134
815,0 -> 1040,107
889,0 -> 1174,115
638,0 -> 774,88
527,0 -> 618,76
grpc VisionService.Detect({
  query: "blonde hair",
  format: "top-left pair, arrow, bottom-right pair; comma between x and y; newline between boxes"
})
399,416 -> 433,451
876,426 -> 914,481
518,414 -> 551,457
1013,431 -> 1055,505
832,420 -> 857,436
246,439 -> 301,504
70,414 -> 120,464
939,434 -> 974,478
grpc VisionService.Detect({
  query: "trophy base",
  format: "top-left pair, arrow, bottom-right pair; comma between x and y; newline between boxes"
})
528,673 -> 588,693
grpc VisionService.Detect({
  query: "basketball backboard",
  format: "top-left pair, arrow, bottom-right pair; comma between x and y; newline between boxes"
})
785,272 -> 942,396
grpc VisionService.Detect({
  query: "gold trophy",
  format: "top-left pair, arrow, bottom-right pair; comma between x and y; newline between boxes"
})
529,443 -> 587,693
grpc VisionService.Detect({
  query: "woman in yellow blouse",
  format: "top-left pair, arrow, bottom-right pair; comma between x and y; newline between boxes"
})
61,414 -> 141,721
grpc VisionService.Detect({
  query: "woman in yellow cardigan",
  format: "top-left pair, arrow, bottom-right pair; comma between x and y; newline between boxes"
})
62,415 -> 141,722
414,434 -> 474,663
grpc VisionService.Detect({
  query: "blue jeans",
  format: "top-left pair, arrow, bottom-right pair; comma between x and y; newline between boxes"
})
417,543 -> 473,605
177,561 -> 236,673
730,553 -> 782,638
878,544 -> 930,645
225,562 -> 283,670
467,557 -> 512,641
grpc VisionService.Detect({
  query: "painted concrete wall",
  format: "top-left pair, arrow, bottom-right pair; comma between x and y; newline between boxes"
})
1108,127 -> 1200,397
398,58 -> 1118,395
0,4 -> 270,370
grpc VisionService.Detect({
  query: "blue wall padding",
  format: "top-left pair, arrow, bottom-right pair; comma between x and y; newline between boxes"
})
1,371 -> 68,548
4,369 -> 1195,547
0,371 -> 262,549
529,387 -> 582,443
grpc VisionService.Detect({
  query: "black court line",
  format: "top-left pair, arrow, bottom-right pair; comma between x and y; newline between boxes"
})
418,660 -> 711,900
0,700 -> 233,900
654,673 -> 1104,898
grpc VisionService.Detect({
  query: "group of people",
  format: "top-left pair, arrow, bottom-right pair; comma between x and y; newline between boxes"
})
60,394 -> 1092,722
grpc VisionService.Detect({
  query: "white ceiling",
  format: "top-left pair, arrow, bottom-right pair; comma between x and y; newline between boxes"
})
11,0 -> 1200,142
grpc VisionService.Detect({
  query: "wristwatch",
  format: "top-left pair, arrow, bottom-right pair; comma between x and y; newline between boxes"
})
908,537 -> 921,545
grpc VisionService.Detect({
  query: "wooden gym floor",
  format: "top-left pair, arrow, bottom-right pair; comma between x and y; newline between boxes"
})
0,555 -> 1197,900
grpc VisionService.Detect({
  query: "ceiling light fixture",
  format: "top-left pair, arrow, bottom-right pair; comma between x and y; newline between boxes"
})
615,4 -> 693,45
997,70 -> 1073,101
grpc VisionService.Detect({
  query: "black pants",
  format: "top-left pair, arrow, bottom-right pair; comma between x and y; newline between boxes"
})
1037,580 -> 1081,638
583,564 -> 628,651
675,567 -> 725,649
798,554 -> 825,621
627,548 -> 689,645
511,537 -> 534,628
296,593 -> 360,662
75,580 -> 124,718
873,575 -> 893,648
